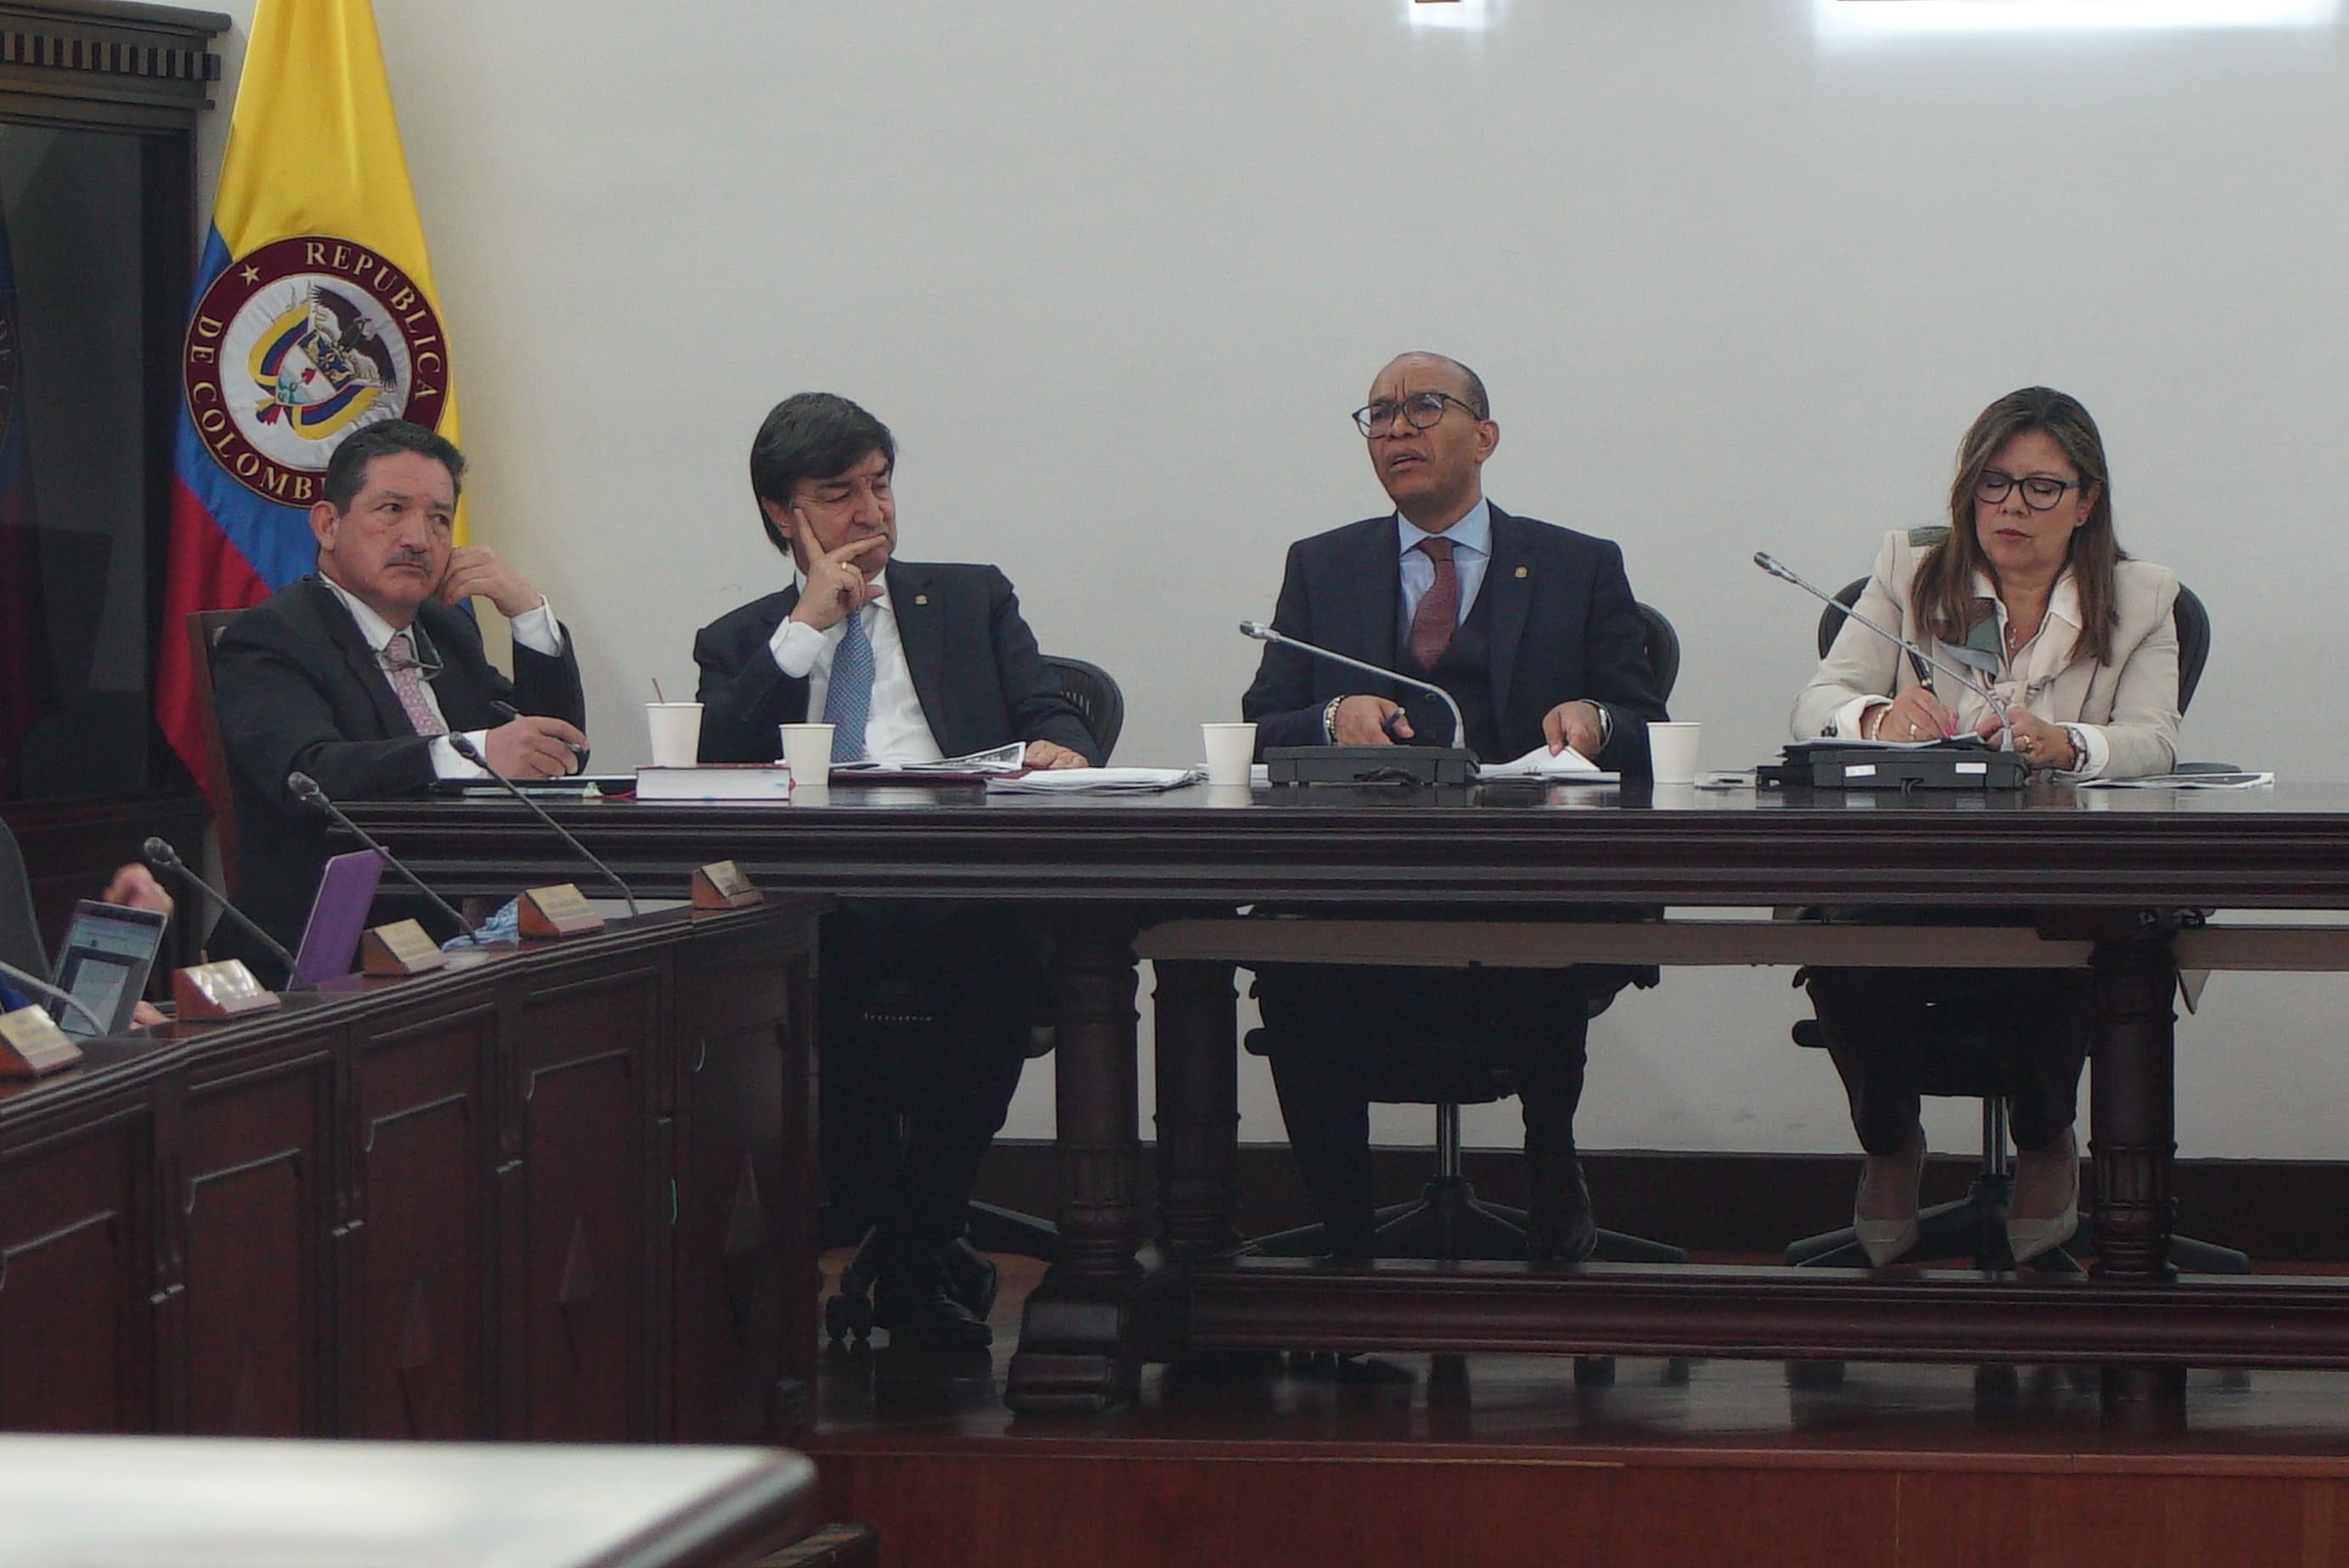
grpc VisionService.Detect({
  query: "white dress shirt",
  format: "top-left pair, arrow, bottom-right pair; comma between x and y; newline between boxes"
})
320,575 -> 566,780
764,572 -> 945,764
1834,568 -> 2109,777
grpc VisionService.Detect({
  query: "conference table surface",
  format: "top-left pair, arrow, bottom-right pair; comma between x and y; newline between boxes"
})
345,776 -> 2349,1420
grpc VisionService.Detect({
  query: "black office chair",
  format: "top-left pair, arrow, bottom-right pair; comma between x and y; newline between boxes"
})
1783,561 -> 2244,1274
1247,602 -> 1690,1279
823,655 -> 1124,1345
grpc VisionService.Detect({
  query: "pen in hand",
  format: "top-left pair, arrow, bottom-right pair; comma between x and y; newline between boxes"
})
490,700 -> 591,770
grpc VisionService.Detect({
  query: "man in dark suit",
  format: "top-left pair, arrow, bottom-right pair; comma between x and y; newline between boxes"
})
694,392 -> 1099,1347
212,422 -> 588,974
1241,352 -> 1668,1263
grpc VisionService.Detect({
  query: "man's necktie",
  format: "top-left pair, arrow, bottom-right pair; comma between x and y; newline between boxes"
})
825,609 -> 874,762
1406,536 -> 1460,673
383,631 -> 448,736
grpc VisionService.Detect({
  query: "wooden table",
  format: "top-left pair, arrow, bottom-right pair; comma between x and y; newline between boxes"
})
0,1433 -> 812,1566
0,904 -> 821,1443
342,780 -> 2349,1421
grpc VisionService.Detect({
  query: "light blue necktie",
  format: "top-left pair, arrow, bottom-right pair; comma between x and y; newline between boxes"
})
824,609 -> 874,762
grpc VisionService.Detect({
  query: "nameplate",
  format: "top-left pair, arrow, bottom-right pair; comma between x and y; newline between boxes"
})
691,860 -> 764,910
0,1006 -> 85,1078
518,883 -> 605,938
173,960 -> 282,1021
361,919 -> 449,977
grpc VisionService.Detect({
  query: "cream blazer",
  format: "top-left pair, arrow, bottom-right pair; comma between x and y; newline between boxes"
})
1790,529 -> 2182,780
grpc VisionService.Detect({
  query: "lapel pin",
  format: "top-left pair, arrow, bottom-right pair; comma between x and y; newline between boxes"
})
913,593 -> 929,606
1514,565 -> 1529,579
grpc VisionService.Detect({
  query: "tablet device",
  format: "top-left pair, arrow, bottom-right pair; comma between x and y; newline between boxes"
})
294,849 -> 387,987
49,899 -> 169,1037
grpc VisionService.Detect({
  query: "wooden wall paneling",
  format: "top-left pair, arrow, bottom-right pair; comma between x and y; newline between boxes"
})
177,1039 -> 337,1436
340,1000 -> 499,1440
0,1102 -> 154,1432
668,917 -> 808,1442
505,958 -> 663,1441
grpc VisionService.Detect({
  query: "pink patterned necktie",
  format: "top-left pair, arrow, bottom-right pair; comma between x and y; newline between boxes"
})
383,631 -> 448,736
1406,536 -> 1460,672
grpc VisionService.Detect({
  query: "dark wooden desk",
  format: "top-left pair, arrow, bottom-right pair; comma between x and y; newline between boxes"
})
0,903 -> 822,1443
342,781 -> 2349,1420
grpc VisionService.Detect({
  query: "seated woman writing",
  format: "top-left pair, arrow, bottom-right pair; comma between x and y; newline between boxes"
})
1789,385 -> 2182,1266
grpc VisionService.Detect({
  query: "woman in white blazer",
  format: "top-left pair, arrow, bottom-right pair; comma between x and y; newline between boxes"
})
1790,387 -> 2182,1267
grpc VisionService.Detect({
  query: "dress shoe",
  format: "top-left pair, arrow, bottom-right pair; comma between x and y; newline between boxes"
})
2008,1127 -> 2081,1263
1526,1159 -> 1598,1265
872,1253 -> 994,1349
1853,1123 -> 1926,1268
939,1235 -> 999,1320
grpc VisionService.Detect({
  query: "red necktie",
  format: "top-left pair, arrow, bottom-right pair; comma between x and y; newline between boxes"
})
1407,536 -> 1459,673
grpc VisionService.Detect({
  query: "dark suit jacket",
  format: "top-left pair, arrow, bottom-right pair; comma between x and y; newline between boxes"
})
692,561 -> 1100,765
212,576 -> 587,965
1241,506 -> 1667,771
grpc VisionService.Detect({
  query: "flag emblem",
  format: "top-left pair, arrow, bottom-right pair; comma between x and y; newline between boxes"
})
181,234 -> 449,507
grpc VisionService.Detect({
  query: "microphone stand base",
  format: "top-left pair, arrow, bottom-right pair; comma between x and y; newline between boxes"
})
1265,746 -> 1477,787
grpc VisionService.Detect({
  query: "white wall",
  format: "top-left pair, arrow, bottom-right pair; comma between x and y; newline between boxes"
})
196,1 -> 2349,1159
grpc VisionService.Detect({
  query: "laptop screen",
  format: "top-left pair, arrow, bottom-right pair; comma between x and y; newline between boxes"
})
51,900 -> 169,1037
294,849 -> 387,987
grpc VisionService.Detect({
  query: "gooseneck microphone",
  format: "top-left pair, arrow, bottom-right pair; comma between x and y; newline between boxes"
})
1237,620 -> 1471,751
142,837 -> 311,989
446,734 -> 641,919
288,772 -> 480,944
1752,552 -> 2015,740
0,958 -> 109,1033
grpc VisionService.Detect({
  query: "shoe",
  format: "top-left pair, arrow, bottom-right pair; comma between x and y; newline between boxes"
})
1853,1124 -> 1926,1268
872,1252 -> 994,1349
939,1235 -> 999,1320
2008,1127 -> 2081,1263
1527,1160 -> 1599,1266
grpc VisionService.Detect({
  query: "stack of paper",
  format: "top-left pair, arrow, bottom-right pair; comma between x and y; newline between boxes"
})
2076,771 -> 2274,791
987,767 -> 1204,794
1473,744 -> 1617,783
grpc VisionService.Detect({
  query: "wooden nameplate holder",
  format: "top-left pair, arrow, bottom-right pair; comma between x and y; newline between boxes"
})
690,860 -> 764,910
173,960 -> 282,1021
1,1005 -> 85,1078
362,919 -> 450,977
517,883 -> 605,938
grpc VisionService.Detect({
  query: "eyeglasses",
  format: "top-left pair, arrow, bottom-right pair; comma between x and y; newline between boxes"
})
1352,391 -> 1481,438
1976,470 -> 2086,511
376,627 -> 444,680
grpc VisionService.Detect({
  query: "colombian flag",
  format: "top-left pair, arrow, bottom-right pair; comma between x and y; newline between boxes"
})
157,0 -> 461,802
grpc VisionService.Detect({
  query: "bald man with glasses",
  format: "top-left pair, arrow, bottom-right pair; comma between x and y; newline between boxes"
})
1240,351 -> 1668,1263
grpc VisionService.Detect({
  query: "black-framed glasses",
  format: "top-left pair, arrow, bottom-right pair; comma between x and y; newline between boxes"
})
1352,390 -> 1480,437
1976,470 -> 2085,511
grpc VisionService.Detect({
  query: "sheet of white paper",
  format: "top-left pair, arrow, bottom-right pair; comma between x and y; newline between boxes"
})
987,766 -> 1204,793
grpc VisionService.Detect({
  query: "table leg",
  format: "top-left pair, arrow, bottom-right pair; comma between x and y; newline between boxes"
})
1152,960 -> 1241,1258
2088,932 -> 2188,1422
1005,915 -> 1146,1414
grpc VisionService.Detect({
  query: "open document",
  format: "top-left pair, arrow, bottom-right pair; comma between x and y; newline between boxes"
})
833,742 -> 1028,774
1473,744 -> 1617,784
